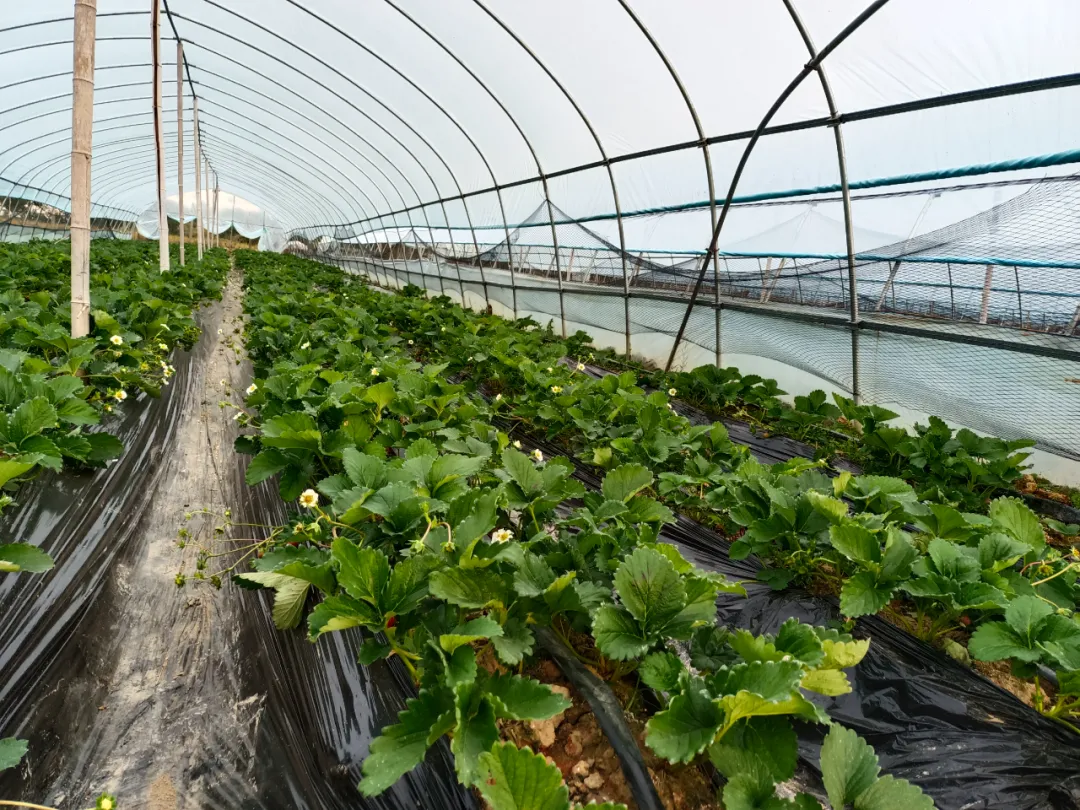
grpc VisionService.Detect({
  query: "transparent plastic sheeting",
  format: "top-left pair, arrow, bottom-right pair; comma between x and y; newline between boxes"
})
327,255 -> 1080,475
135,191 -> 287,251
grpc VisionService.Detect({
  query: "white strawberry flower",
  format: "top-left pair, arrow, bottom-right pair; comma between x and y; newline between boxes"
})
532,449 -> 544,463
113,389 -> 127,402
576,363 -> 585,371
551,385 -> 562,394
495,393 -> 502,401
408,339 -> 414,345
546,367 -> 553,373
110,335 -> 123,346
513,440 -> 522,449
246,383 -> 258,395
491,528 -> 513,544
300,341 -> 311,350
668,388 -> 678,396
158,342 -> 169,351
370,367 -> 380,376
299,489 -> 319,509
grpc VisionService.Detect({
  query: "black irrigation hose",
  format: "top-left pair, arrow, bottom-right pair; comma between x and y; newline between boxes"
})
534,627 -> 664,810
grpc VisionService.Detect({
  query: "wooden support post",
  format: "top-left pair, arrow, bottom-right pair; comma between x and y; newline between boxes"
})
979,264 -> 994,324
761,258 -> 787,303
70,0 -> 97,338
176,42 -> 184,265
1067,304 -> 1080,336
194,98 -> 203,260
875,260 -> 901,311
151,0 -> 168,272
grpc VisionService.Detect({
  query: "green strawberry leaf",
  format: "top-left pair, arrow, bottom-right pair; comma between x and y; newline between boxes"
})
440,617 -> 504,653
601,463 -> 653,503
821,725 -> 880,809
0,738 -> 28,772
0,543 -> 55,574
639,651 -> 685,692
358,689 -> 450,796
486,673 -> 571,721
645,685 -> 723,764
477,742 -> 570,810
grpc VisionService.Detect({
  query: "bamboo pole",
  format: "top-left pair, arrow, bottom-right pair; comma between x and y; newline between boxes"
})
70,0 -> 97,338
177,42 -> 185,265
194,98 -> 203,260
212,177 -> 219,248
203,151 -> 210,252
151,0 -> 168,272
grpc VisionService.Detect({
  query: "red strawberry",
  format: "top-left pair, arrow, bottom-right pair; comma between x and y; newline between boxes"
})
386,616 -> 398,628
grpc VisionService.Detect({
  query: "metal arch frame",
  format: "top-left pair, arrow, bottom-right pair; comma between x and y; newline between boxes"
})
663,0 -> 891,373
0,110 -> 353,230
467,0 -> 633,347
376,0 -> 569,323
184,73 -> 446,293
50,132 -> 344,232
170,5 -> 498,310
165,14 -> 491,310
3,117 -> 343,235
22,142 -> 332,240
29,127 -> 329,226
171,45 -> 429,285
613,0 -> 721,365
302,67 -> 1080,230
781,0 -> 864,402
0,27 -> 374,256
90,149 -> 343,245
0,63 -> 163,221
237,0 -> 521,309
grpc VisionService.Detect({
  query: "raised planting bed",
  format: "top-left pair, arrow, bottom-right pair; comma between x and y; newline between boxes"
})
0,241 -> 229,786
205,250 -> 952,809
316,263 -> 1080,741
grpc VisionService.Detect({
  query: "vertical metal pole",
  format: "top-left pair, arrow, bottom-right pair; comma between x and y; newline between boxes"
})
152,0 -> 168,272
176,41 -> 185,266
979,264 -> 993,324
194,97 -> 203,260
70,0 -> 96,338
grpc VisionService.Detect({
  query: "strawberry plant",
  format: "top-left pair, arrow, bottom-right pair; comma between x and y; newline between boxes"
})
0,240 -> 227,504
228,251 -> 937,807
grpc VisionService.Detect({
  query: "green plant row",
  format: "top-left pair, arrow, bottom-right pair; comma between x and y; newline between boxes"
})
0,238 -> 225,793
290,257 -> 1080,733
220,249 -> 936,809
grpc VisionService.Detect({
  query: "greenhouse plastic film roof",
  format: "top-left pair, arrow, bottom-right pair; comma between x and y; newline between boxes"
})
1,0 -> 1080,462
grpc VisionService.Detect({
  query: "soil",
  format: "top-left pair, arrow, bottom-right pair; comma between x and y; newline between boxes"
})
973,660 -> 1052,711
495,658 -> 717,810
9,269 -> 268,807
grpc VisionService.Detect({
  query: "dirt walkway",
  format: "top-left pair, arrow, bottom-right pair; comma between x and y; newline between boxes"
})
39,270 -> 265,808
